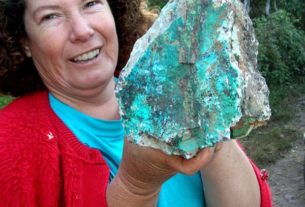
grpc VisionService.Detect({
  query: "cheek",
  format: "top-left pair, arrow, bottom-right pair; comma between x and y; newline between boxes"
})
28,38 -> 66,82
100,23 -> 119,59
100,14 -> 118,44
26,24 -> 66,57
108,26 -> 119,55
29,38 -> 66,74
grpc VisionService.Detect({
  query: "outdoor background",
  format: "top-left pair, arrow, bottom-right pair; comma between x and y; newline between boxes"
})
0,0 -> 305,205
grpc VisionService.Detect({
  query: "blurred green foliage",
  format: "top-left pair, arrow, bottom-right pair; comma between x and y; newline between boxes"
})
147,0 -> 167,8
250,0 -> 305,30
0,95 -> 13,109
254,10 -> 305,85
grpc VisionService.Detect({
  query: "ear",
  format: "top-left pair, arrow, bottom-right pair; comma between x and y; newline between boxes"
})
24,45 -> 32,57
21,38 -> 32,57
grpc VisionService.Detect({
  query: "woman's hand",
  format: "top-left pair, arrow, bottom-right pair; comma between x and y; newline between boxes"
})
107,138 -> 222,207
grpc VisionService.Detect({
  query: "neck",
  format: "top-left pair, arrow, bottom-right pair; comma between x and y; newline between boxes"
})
50,78 -> 120,120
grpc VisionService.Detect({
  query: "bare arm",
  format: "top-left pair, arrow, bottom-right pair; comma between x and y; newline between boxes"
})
201,140 -> 261,207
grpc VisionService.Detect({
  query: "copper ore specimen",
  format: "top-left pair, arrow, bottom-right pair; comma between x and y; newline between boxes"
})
115,0 -> 271,159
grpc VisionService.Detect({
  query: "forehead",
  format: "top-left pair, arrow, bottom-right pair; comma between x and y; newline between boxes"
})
24,0 -> 87,11
25,0 -> 61,7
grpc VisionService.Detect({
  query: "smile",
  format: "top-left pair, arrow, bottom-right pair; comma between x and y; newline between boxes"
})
71,48 -> 100,63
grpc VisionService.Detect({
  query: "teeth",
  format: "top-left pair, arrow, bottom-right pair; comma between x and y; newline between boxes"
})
73,49 -> 100,62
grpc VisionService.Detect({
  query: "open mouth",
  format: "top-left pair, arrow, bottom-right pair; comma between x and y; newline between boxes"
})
71,48 -> 100,63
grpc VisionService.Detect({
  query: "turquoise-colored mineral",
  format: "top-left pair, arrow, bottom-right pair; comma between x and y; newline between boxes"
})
116,0 -> 271,158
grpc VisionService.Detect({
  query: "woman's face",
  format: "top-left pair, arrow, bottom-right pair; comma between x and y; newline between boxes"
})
23,0 -> 119,99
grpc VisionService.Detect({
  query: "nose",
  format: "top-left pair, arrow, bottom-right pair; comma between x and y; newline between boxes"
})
69,14 -> 94,43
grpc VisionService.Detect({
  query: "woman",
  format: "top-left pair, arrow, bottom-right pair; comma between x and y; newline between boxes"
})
0,0 -> 271,206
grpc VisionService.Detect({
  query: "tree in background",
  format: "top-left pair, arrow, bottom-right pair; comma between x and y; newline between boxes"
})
248,0 -> 305,30
277,0 -> 305,30
254,10 -> 305,85
243,0 -> 251,13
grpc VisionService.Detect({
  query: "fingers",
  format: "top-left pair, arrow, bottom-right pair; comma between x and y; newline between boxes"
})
123,137 -> 224,178
166,143 -> 223,175
214,141 -> 223,152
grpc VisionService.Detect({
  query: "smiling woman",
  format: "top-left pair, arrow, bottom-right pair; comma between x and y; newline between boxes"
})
22,0 -> 119,106
0,0 -> 155,97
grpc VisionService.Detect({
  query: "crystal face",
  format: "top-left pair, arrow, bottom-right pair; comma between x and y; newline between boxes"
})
116,0 -> 271,158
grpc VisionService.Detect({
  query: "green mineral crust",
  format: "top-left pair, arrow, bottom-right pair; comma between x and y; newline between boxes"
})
116,0 -> 271,158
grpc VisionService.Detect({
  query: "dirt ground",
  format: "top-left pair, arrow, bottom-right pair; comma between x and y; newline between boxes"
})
265,97 -> 305,207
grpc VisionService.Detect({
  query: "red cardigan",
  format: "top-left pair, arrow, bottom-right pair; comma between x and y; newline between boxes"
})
0,91 -> 272,206
0,92 -> 109,206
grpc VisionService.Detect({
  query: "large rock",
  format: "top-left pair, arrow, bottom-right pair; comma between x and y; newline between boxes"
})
116,0 -> 271,158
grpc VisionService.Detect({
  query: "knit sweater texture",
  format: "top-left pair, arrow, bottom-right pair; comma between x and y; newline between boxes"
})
0,91 -> 272,207
0,91 -> 109,207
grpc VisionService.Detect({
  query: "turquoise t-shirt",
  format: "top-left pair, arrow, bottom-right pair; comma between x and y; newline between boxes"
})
49,93 -> 205,206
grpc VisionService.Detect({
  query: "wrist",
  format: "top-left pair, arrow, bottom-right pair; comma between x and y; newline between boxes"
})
107,171 -> 161,207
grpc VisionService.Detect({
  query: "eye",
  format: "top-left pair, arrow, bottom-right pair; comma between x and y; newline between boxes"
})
84,0 -> 100,8
41,13 -> 60,22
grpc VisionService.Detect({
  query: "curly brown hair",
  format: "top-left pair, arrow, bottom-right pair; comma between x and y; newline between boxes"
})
0,0 -> 157,96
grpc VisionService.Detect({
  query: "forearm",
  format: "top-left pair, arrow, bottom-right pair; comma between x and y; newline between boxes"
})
106,139 -> 175,207
106,171 -> 160,207
201,140 -> 260,207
